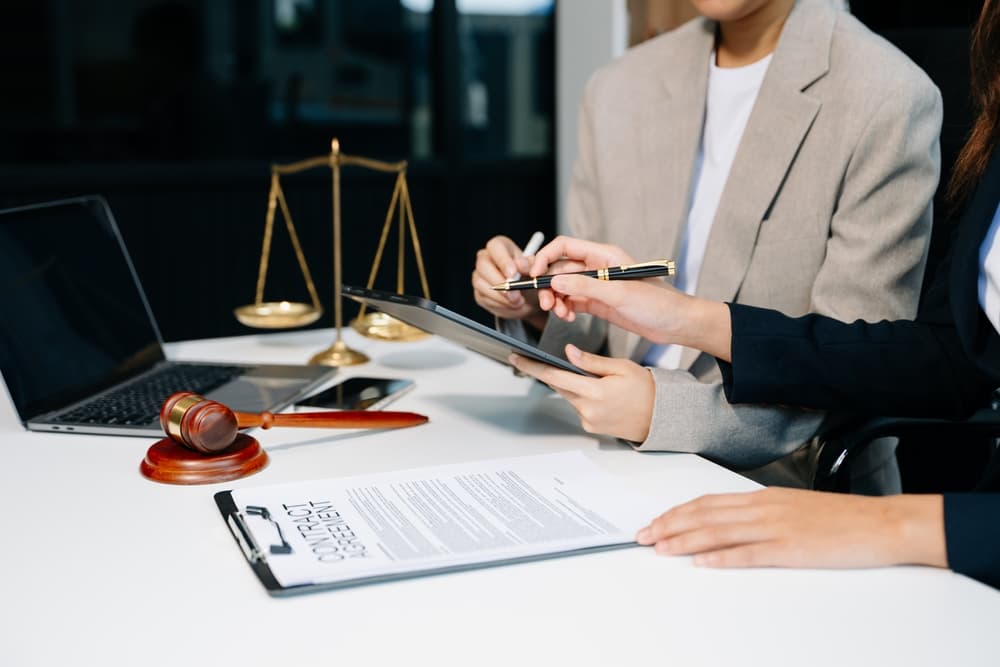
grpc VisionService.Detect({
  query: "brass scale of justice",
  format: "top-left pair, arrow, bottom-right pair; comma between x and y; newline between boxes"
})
139,139 -> 433,486
233,138 -> 432,363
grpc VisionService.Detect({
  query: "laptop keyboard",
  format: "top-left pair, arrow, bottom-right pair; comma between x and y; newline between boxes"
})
51,364 -> 245,426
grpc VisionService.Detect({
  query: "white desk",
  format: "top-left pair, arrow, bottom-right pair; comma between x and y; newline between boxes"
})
1,329 -> 997,666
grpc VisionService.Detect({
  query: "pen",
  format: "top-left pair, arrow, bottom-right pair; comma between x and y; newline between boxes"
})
510,231 -> 545,281
492,259 -> 676,291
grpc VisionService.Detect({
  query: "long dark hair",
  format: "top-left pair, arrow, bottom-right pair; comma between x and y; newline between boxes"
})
948,0 -> 1000,206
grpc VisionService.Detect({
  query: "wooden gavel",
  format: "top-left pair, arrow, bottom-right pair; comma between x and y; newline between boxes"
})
160,391 -> 429,454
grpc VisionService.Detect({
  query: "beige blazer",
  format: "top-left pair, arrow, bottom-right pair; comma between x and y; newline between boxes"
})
537,0 -> 943,468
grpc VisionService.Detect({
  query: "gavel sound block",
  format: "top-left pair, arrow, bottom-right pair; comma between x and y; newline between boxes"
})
140,391 -> 429,485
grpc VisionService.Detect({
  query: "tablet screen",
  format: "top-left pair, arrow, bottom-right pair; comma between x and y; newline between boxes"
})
343,286 -> 591,376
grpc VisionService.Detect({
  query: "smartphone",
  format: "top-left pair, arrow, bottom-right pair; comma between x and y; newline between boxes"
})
295,376 -> 415,411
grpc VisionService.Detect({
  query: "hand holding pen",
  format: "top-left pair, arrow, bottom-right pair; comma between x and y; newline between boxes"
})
516,236 -> 727,359
471,231 -> 546,324
511,231 -> 545,280
492,260 -> 675,291
525,236 -> 678,323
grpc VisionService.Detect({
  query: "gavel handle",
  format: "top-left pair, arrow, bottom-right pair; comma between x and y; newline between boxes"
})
233,410 -> 428,430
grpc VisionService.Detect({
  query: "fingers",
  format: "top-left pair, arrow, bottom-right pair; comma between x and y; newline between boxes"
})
486,235 -> 528,279
550,273 -> 628,304
539,287 -> 587,316
547,274 -> 629,321
638,505 -> 762,547
564,344 -> 635,377
510,345 -> 638,386
537,259 -> 591,314
634,498 -> 780,566
508,353 -> 600,396
472,264 -> 524,310
545,275 -> 684,343
650,514 -> 773,556
690,543 -> 784,568
472,236 -> 537,317
634,489 -> 823,569
544,294 -> 578,322
530,236 -> 635,277
636,491 -> 767,545
634,489 -> 931,571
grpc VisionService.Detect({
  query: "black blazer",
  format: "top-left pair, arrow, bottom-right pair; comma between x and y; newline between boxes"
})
717,152 -> 1000,588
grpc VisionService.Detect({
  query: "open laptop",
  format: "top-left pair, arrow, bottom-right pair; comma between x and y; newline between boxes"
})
0,196 -> 336,437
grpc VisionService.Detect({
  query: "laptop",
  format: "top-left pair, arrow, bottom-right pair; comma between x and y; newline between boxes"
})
0,196 -> 336,437
342,285 -> 591,376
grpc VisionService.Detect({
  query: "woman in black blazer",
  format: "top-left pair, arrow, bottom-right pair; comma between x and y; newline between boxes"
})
508,0 -> 1000,588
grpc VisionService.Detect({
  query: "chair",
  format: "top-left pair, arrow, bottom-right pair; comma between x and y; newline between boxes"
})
813,402 -> 1000,493
809,15 -> 996,495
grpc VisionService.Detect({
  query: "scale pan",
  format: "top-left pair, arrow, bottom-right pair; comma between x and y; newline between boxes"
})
351,311 -> 430,341
234,301 -> 323,329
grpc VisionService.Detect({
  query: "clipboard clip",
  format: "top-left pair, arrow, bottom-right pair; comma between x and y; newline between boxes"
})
245,505 -> 294,555
227,512 -> 265,564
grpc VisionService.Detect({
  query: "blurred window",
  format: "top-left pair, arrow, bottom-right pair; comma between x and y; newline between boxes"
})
0,0 -> 553,164
454,0 -> 553,158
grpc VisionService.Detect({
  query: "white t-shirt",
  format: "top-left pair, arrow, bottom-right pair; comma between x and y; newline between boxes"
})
978,201 -> 1000,336
644,51 -> 772,369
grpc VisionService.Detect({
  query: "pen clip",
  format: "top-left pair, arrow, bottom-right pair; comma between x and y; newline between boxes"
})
620,259 -> 676,274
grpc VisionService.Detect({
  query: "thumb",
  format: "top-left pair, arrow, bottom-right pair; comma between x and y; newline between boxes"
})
565,344 -> 628,377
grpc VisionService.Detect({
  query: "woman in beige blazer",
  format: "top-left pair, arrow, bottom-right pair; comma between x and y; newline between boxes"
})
471,0 -> 942,480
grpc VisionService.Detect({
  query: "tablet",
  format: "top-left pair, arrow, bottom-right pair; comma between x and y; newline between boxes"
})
343,286 -> 590,376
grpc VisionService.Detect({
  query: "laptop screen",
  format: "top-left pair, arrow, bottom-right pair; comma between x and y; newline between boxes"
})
0,197 -> 164,421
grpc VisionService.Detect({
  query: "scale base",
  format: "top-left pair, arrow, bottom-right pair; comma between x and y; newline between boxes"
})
309,339 -> 370,366
351,312 -> 430,342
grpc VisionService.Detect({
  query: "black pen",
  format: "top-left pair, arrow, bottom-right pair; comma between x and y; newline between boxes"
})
492,259 -> 676,291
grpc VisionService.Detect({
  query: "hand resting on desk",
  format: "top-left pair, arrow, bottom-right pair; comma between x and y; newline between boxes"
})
637,488 -> 948,570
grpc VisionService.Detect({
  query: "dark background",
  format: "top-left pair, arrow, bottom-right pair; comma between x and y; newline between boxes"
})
0,0 -> 555,341
0,0 -> 983,342
851,1 -> 982,286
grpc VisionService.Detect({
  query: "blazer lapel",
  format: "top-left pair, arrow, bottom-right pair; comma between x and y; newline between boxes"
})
636,23 -> 713,261
620,21 -> 714,360
678,0 -> 834,370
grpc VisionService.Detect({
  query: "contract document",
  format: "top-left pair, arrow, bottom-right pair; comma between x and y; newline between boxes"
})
215,451 -> 651,595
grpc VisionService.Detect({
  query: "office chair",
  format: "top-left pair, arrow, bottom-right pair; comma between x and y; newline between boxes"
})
813,399 -> 1000,493
807,16 -> 990,495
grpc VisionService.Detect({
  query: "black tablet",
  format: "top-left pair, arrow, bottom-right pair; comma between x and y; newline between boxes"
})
343,285 -> 591,376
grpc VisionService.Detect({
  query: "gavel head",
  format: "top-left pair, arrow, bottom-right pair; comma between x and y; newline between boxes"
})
160,391 -> 239,454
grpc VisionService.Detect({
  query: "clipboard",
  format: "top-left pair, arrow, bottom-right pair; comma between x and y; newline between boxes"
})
215,492 -> 286,594
212,452 -> 647,597
342,285 -> 593,376
215,491 -> 633,596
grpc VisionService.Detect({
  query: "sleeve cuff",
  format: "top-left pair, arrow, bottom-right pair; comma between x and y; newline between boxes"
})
943,493 -> 1000,589
715,303 -> 741,402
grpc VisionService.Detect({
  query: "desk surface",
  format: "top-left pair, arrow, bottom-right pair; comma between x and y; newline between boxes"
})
1,328 -> 997,666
